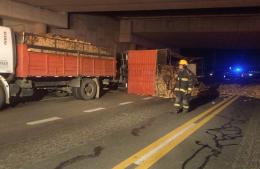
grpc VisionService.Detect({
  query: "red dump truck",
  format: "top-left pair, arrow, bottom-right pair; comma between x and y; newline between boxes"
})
0,26 -> 116,109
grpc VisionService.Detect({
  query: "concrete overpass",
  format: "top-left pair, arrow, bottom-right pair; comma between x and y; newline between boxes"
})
0,0 -> 260,50
0,0 -> 68,31
11,0 -> 260,12
120,14 -> 260,49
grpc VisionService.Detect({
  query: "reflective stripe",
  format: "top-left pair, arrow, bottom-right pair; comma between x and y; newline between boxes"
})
183,105 -> 189,109
177,77 -> 188,81
174,88 -> 187,93
180,89 -> 187,93
174,103 -> 181,107
181,78 -> 189,81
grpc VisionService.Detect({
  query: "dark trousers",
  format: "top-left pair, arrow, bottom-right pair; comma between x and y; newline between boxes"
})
174,91 -> 190,111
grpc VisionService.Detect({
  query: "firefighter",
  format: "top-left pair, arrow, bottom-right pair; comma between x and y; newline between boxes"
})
174,59 -> 196,113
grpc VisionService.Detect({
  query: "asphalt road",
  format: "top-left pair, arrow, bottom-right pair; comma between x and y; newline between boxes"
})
0,90 -> 259,169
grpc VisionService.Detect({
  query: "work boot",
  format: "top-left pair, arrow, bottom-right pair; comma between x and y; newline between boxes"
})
183,109 -> 189,113
175,109 -> 182,114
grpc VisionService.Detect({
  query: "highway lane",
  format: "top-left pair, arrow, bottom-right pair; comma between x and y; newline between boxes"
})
0,90 -> 258,169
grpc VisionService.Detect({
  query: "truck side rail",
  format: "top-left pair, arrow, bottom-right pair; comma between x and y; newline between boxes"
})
16,32 -> 114,57
26,45 -> 114,59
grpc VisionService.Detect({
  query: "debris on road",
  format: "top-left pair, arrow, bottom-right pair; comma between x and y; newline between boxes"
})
218,84 -> 260,99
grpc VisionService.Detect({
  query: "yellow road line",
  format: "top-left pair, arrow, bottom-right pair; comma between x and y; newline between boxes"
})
136,96 -> 239,169
112,96 -> 238,169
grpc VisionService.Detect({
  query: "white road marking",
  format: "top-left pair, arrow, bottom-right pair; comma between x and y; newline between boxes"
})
142,97 -> 153,100
134,123 -> 195,165
119,101 -> 134,105
84,107 -> 105,113
26,117 -> 62,125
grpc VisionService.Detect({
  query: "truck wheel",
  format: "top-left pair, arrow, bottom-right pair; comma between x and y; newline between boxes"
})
72,87 -> 82,99
0,86 -> 6,110
79,79 -> 97,100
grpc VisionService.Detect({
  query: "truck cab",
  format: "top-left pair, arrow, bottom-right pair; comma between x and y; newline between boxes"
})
0,26 -> 15,74
0,26 -> 16,108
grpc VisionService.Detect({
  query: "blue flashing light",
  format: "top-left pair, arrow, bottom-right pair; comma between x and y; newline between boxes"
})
249,73 -> 253,77
235,67 -> 242,72
230,65 -> 243,73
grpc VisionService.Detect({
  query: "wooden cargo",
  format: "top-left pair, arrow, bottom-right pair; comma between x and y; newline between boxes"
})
218,84 -> 260,99
16,32 -> 113,57
156,65 -> 177,98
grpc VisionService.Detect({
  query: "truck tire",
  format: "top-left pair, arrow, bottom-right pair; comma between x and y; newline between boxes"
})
79,79 -> 97,100
72,87 -> 82,99
0,86 -> 6,110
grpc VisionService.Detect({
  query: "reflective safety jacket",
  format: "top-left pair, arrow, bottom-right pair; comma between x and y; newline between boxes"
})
174,68 -> 196,94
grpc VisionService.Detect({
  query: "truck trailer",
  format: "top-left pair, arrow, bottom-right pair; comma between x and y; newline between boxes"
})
0,26 -> 116,109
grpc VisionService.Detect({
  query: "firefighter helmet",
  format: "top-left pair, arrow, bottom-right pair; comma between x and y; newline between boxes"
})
179,59 -> 188,65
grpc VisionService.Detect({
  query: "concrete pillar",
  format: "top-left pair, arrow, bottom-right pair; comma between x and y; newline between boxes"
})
32,23 -> 47,34
50,14 -> 119,53
119,19 -> 167,49
0,0 -> 67,28
129,43 -> 137,50
119,20 -> 132,42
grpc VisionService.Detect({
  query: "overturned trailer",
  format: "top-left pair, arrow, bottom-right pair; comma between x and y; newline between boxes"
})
127,49 -> 198,98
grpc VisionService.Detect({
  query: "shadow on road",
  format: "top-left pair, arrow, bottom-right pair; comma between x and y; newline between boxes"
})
10,90 -> 49,108
190,85 -> 220,111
